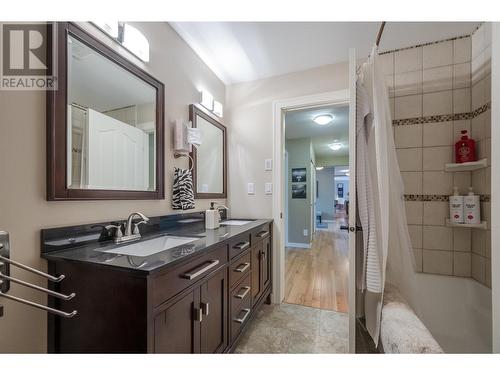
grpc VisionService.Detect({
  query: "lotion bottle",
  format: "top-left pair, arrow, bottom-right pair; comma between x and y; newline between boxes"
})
464,187 -> 480,225
449,186 -> 464,224
205,201 -> 220,229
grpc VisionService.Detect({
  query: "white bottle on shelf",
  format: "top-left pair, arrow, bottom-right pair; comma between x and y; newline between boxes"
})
464,187 -> 481,225
449,186 -> 464,224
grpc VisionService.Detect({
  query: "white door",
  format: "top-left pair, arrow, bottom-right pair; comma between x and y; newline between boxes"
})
348,48 -> 357,353
86,109 -> 149,190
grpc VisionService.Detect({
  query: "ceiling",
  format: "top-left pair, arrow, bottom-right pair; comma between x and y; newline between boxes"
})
170,22 -> 480,84
285,104 -> 349,160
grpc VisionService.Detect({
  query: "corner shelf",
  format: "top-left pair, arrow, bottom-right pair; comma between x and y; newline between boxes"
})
444,158 -> 488,172
445,219 -> 487,230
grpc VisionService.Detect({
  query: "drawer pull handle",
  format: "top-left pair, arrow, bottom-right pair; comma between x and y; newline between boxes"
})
257,231 -> 269,238
201,302 -> 209,316
194,307 -> 203,322
234,308 -> 251,324
233,241 -> 250,251
234,262 -> 250,273
235,286 -> 251,299
260,251 -> 267,260
182,260 -> 220,280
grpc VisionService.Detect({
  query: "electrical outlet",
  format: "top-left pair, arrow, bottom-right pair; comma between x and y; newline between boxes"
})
247,183 -> 255,195
303,229 -> 308,236
265,182 -> 273,195
265,159 -> 272,171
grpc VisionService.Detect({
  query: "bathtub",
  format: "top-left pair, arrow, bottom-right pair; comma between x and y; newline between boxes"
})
409,273 -> 492,353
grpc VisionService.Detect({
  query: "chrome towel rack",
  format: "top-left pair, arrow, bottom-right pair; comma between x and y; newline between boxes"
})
0,233 -> 77,319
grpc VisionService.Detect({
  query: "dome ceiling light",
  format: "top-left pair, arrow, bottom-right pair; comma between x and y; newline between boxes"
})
313,114 -> 334,125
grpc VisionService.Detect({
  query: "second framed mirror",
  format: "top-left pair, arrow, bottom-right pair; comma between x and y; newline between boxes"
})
190,104 -> 227,199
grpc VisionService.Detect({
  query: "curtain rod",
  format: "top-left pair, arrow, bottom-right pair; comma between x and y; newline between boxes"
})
376,22 -> 386,47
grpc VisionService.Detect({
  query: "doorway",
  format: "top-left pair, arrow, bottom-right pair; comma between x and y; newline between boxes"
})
282,105 -> 350,313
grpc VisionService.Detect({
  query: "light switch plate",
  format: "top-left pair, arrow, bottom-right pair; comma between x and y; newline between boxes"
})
247,183 -> 255,195
265,159 -> 272,171
265,182 -> 273,195
303,229 -> 308,236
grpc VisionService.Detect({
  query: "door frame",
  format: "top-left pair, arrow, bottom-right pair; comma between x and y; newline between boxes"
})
271,88 -> 353,348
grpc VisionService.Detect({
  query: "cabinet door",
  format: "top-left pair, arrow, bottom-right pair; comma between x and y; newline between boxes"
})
154,289 -> 200,353
261,236 -> 271,290
251,246 -> 262,304
200,267 -> 228,353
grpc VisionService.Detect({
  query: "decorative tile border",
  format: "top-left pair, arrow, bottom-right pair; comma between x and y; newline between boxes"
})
379,34 -> 471,56
392,102 -> 491,127
404,194 -> 490,202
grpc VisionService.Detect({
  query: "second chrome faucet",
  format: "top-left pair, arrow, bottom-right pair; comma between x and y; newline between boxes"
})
106,212 -> 150,244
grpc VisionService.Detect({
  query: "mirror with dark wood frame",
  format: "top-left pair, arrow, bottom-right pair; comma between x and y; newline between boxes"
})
47,22 -> 165,200
190,104 -> 227,199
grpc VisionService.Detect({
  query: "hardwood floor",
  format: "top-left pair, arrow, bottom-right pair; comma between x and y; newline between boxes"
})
284,213 -> 349,313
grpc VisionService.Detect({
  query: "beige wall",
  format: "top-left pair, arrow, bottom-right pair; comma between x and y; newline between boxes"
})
0,22 -> 225,353
226,62 -> 349,219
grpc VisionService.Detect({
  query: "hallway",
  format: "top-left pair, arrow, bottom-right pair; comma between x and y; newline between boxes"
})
284,214 -> 349,313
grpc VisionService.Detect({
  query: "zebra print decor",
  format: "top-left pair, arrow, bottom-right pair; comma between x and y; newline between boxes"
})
172,167 -> 195,210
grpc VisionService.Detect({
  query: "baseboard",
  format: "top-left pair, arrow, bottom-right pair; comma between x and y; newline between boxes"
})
286,242 -> 311,249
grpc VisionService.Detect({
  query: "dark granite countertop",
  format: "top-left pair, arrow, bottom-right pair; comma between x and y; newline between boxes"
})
41,215 -> 272,276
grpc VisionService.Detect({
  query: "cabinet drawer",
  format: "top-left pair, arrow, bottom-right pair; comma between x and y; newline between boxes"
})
250,223 -> 271,245
229,250 -> 251,288
151,245 -> 228,307
228,233 -> 251,259
230,274 -> 252,341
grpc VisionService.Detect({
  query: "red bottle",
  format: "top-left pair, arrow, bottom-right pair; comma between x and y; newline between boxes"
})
455,130 -> 476,163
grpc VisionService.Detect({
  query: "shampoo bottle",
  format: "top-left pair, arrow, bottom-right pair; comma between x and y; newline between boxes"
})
449,186 -> 464,224
205,201 -> 220,229
455,130 -> 476,163
464,187 -> 480,225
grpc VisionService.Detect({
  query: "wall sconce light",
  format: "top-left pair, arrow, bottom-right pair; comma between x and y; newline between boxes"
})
200,90 -> 214,110
213,100 -> 223,117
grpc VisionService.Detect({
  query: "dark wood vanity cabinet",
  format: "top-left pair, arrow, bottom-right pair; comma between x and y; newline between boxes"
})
47,222 -> 272,353
154,267 -> 227,353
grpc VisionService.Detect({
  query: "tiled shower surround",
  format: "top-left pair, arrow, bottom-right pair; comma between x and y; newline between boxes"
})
380,23 -> 491,287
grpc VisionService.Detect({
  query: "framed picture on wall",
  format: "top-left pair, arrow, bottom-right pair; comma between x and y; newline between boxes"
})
292,183 -> 307,199
291,168 -> 307,182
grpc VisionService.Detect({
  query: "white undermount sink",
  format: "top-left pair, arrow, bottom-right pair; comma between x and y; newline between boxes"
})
98,235 -> 199,257
220,220 -> 254,226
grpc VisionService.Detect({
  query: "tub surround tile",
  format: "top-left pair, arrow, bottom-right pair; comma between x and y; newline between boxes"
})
453,88 -> 471,114
453,62 -> 471,89
485,259 -> 491,288
453,172 -> 472,194
414,248 -> 423,272
453,120 -> 471,141
395,124 -> 423,148
471,253 -> 486,284
423,40 -> 453,68
453,252 -> 471,277
423,66 -> 452,93
397,148 -> 423,171
408,225 -> 423,249
423,91 -> 453,116
395,47 -> 422,74
395,71 -> 423,97
395,94 -> 422,119
422,146 -> 452,171
453,36 -> 471,64
423,201 -> 448,226
423,171 -> 452,195
422,250 -> 453,276
401,171 -> 423,195
423,225 -> 453,251
423,123 -> 453,147
453,228 -> 471,252
405,201 -> 423,225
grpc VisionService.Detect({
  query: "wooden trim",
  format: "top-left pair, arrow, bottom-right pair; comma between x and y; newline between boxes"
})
46,22 -> 165,201
189,104 -> 227,199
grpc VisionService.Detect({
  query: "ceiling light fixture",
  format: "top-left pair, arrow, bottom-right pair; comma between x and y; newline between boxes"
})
328,142 -> 342,151
313,114 -> 334,125
315,166 -> 324,171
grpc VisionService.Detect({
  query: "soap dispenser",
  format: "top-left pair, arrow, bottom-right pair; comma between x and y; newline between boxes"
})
205,201 -> 220,229
464,187 -> 480,225
449,186 -> 464,224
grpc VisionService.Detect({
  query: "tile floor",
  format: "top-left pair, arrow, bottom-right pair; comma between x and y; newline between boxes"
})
234,303 -> 348,353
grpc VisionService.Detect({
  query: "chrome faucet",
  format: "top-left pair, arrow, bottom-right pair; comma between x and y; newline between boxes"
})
106,212 -> 150,244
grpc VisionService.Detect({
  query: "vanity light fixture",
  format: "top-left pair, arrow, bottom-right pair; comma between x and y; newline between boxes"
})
328,142 -> 342,151
313,114 -> 334,125
213,100 -> 223,118
200,90 -> 214,110
315,166 -> 324,170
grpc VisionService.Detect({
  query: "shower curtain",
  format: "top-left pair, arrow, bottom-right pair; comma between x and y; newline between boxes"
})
356,46 -> 416,346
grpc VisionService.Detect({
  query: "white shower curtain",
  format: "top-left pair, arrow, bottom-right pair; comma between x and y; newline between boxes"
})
357,46 -> 416,346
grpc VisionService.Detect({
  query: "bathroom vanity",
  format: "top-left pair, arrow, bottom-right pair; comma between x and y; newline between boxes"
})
41,213 -> 272,353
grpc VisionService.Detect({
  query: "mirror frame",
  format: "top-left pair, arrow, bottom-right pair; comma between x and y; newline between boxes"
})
46,22 -> 165,200
190,104 -> 227,199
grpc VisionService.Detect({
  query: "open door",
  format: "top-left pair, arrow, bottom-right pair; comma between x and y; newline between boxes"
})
348,48 -> 357,353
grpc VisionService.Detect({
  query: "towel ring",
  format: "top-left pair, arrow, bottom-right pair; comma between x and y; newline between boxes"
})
174,153 -> 194,171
